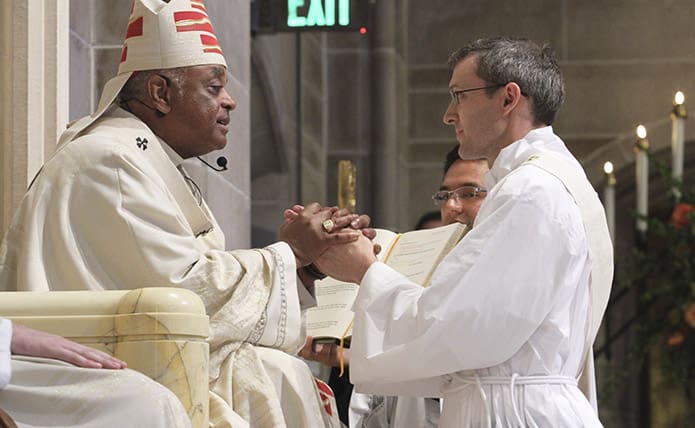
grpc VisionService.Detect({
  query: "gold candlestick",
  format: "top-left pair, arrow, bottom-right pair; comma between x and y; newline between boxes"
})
338,160 -> 356,212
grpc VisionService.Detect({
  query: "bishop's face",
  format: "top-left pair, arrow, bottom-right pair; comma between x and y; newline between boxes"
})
164,65 -> 236,159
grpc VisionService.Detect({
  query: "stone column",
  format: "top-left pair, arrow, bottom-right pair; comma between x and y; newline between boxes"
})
0,0 -> 69,232
369,0 -> 407,230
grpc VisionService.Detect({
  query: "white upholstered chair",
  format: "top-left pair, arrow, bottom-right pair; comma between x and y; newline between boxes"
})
0,288 -> 209,428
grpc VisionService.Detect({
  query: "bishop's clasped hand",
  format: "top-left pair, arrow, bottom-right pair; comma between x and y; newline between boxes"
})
322,219 -> 335,233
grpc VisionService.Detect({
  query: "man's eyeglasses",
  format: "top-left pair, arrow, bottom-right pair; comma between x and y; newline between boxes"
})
449,84 -> 504,105
432,186 -> 487,206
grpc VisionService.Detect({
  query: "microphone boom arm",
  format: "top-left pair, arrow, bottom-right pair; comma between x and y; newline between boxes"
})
197,156 -> 228,172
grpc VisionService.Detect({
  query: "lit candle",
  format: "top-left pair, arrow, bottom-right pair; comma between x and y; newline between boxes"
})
635,125 -> 649,234
671,91 -> 687,201
603,161 -> 616,243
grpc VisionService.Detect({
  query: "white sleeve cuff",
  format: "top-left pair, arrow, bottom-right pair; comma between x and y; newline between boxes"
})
254,242 -> 303,351
352,262 -> 404,312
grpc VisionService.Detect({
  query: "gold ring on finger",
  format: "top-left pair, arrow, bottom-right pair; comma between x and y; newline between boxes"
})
322,219 -> 335,233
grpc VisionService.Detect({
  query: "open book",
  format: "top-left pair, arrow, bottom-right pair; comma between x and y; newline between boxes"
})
306,222 -> 468,345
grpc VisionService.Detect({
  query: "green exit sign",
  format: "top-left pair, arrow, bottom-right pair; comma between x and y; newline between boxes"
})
275,0 -> 371,32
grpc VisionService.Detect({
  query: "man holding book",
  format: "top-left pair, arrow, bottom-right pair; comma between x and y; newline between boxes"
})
313,37 -> 613,427
348,149 -> 489,428
301,147 -> 489,427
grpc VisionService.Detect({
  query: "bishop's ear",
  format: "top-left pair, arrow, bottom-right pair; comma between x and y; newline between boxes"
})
148,74 -> 172,116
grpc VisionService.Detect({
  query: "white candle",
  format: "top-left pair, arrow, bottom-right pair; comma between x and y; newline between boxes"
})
603,161 -> 616,243
635,125 -> 649,233
671,91 -> 687,201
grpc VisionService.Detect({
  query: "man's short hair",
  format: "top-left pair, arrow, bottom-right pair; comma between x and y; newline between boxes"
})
444,145 -> 461,175
447,36 -> 564,126
414,210 -> 442,230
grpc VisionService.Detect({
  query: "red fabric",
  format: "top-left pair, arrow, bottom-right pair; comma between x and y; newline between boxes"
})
191,1 -> 207,12
315,379 -> 335,416
200,34 -> 222,54
125,17 -> 144,39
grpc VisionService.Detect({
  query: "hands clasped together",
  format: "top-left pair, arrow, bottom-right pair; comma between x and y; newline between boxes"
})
279,203 -> 379,284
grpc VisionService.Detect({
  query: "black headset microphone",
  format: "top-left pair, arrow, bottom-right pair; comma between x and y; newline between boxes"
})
123,98 -> 229,172
197,156 -> 228,172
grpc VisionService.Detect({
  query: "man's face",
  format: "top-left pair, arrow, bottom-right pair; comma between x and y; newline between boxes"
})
439,159 -> 489,226
165,65 -> 236,158
442,55 -> 505,162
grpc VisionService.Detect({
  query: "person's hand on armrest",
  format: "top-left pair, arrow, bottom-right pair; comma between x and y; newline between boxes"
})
11,323 -> 127,370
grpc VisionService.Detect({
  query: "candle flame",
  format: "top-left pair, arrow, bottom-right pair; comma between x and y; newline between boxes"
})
603,161 -> 614,175
636,125 -> 647,139
675,91 -> 685,105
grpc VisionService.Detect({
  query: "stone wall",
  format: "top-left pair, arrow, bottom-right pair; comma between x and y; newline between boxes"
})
406,0 -> 695,232
251,0 -> 408,236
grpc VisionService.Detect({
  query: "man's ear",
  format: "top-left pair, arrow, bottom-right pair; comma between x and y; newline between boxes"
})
147,74 -> 172,116
501,82 -> 523,112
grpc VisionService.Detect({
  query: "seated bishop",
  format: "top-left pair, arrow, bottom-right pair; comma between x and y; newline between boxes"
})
0,0 -> 359,426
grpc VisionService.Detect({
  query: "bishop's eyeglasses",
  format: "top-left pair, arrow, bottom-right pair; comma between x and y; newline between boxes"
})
432,185 -> 487,206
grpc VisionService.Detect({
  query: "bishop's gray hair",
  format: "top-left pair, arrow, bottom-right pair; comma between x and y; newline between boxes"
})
448,36 -> 565,125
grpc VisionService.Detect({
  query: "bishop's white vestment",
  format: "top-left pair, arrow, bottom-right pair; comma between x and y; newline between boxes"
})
349,127 -> 611,427
0,107 -> 338,428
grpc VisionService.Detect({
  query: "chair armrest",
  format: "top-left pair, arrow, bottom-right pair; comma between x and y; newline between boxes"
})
0,288 -> 209,428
